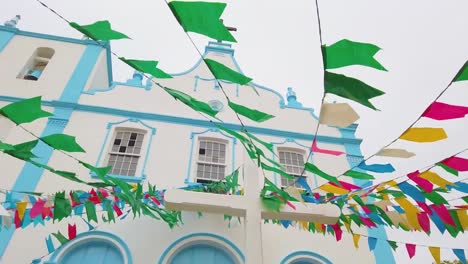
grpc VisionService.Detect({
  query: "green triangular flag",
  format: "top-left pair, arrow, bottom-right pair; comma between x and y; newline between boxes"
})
5,140 -> 39,160
462,196 -> 468,203
53,191 -> 71,222
120,58 -> 172,79
378,189 -> 406,198
164,87 -> 218,118
387,240 -> 398,251
41,134 -> 85,153
69,20 -> 130,41
453,61 -> 468,82
168,1 -> 236,42
104,201 -> 115,223
437,162 -> 458,176
343,170 -> 375,180
0,140 -> 15,151
0,97 -> 52,125
261,162 -> 293,179
261,196 -> 282,212
52,231 -> 69,245
243,130 -> 274,153
228,101 -> 274,122
322,39 -> 386,71
324,71 -> 385,110
84,201 -> 98,223
422,190 -> 448,205
204,59 -> 252,85
79,161 -> 112,178
304,162 -> 339,185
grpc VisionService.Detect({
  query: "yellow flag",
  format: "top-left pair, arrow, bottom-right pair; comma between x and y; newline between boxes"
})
400,127 -> 447,142
343,220 -> 352,233
456,209 -> 468,230
352,234 -> 360,249
319,184 -> 349,195
395,198 -> 421,231
299,221 -> 309,230
376,148 -> 415,158
16,202 -> 27,221
285,186 -> 304,202
419,171 -> 455,190
429,246 -> 440,264
315,223 -> 324,233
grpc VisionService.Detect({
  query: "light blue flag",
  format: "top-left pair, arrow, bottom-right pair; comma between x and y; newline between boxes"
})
453,249 -> 466,264
358,161 -> 395,173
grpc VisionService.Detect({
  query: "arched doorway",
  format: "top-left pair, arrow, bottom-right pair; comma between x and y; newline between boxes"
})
170,243 -> 235,264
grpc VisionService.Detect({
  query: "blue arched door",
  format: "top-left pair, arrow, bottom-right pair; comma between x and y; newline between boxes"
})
60,240 -> 124,264
170,244 -> 236,264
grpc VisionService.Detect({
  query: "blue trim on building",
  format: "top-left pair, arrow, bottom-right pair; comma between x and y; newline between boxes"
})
0,43 -> 102,257
338,128 -> 395,264
45,231 -> 132,264
0,28 -> 16,53
280,250 -> 333,264
83,81 -> 151,95
0,96 -> 361,146
185,128 -> 237,185
158,232 -> 244,264
92,118 -> 156,182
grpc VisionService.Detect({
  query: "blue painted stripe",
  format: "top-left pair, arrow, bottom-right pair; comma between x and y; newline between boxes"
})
0,44 -> 102,256
0,29 -> 16,53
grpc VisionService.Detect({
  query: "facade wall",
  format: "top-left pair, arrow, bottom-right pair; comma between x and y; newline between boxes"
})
0,26 -> 383,264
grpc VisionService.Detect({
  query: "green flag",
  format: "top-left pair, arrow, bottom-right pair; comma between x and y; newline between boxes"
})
0,97 -> 52,125
453,61 -> 468,82
261,162 -> 293,179
261,196 -> 282,212
228,101 -> 274,122
0,141 -> 15,151
164,87 -> 218,118
324,71 -> 385,110
304,162 -> 339,185
69,20 -> 129,41
436,162 -> 458,176
79,161 -> 112,178
41,134 -> 85,153
422,190 -> 448,205
5,140 -> 39,160
53,191 -> 71,222
84,201 -> 98,223
204,59 -> 252,85
322,39 -> 386,71
387,240 -> 398,251
120,58 -> 172,79
52,231 -> 69,245
343,170 -> 375,180
168,1 -> 236,42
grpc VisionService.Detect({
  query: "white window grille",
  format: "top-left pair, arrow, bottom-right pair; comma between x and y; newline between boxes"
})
278,149 -> 306,189
196,139 -> 227,183
107,130 -> 145,176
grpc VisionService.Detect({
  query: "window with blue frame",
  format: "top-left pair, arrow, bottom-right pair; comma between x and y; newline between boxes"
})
106,129 -> 146,177
18,47 -> 55,81
195,137 -> 228,183
278,148 -> 306,189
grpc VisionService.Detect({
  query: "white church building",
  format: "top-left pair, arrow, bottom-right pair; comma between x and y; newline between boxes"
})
0,19 -> 394,264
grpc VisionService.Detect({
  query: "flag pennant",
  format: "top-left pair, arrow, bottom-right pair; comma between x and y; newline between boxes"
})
358,161 -> 395,173
400,127 -> 447,143
164,87 -> 219,118
120,58 -> 172,79
16,202 -> 27,221
368,237 -> 377,251
68,223 -> 77,240
376,148 -> 415,158
407,171 -> 433,193
387,240 -> 398,251
417,212 -> 431,233
453,249 -> 467,264
304,163 -> 339,184
319,102 -> 360,127
441,156 -> 468,172
331,224 -> 342,241
431,204 -> 456,227
168,1 -> 236,42
322,39 -> 386,70
422,101 -> 468,120
228,101 -> 274,123
0,97 -> 53,125
324,71 -> 385,110
343,170 -> 375,180
69,20 -> 130,41
429,246 -> 440,264
40,134 -> 85,153
454,60 -> 468,82
419,171 -> 455,190
45,235 -> 55,254
319,184 -> 348,195
311,139 -> 345,156
204,59 -> 252,85
352,234 -> 360,249
406,243 -> 416,259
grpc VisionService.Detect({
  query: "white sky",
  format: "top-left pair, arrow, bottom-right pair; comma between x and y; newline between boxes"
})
3,0 -> 468,262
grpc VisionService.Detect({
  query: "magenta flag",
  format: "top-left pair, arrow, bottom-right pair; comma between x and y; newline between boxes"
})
431,204 -> 456,227
406,243 -> 416,259
29,199 -> 45,219
417,212 -> 431,233
422,101 -> 468,120
408,171 -> 433,193
442,156 -> 468,171
311,139 -> 345,156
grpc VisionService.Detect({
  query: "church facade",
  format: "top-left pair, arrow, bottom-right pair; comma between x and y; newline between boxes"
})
0,22 -> 393,263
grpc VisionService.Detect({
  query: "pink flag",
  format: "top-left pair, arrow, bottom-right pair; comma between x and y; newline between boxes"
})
112,203 -> 123,216
311,139 -> 345,156
441,157 -> 468,172
416,201 -> 433,216
331,223 -> 343,241
29,199 -> 45,219
68,223 -> 77,240
359,216 -> 377,228
361,205 -> 372,214
422,101 -> 468,120
406,243 -> 416,259
417,212 -> 430,233
431,204 -> 456,227
330,181 -> 361,191
408,171 -> 433,193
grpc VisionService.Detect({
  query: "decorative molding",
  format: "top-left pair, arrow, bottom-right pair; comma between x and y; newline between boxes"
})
158,232 -> 244,264
280,250 -> 332,264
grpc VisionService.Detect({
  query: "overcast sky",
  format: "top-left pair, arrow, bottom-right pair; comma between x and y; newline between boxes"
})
2,0 -> 468,262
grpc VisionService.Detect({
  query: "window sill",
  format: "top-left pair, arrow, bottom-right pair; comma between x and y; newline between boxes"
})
90,172 -> 145,183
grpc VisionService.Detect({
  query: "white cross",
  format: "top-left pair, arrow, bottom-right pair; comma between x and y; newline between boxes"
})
165,153 -> 341,264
